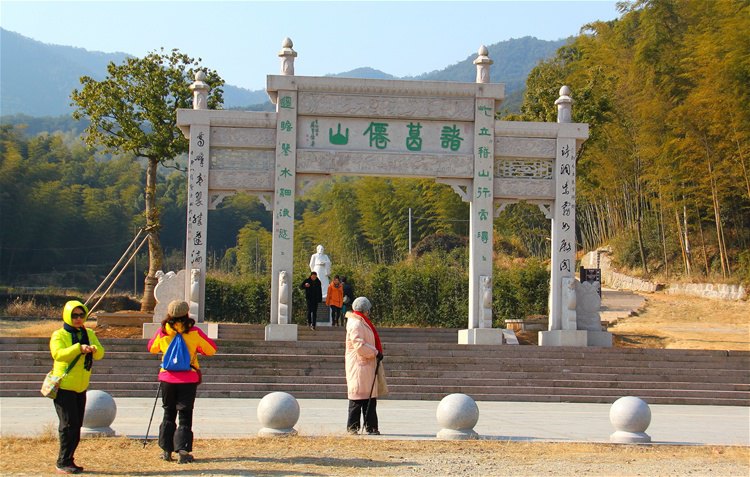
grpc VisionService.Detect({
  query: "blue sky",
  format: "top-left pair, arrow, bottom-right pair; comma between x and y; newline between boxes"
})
1,1 -> 620,91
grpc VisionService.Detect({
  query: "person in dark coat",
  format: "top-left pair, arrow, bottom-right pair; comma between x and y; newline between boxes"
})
341,276 -> 354,326
300,271 -> 323,329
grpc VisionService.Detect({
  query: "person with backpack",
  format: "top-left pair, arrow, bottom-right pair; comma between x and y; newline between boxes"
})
148,300 -> 217,464
49,300 -> 105,474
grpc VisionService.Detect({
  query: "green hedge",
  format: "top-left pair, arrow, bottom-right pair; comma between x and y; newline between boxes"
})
205,257 -> 549,327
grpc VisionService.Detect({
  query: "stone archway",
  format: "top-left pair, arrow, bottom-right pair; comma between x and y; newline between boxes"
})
176,39 -> 610,347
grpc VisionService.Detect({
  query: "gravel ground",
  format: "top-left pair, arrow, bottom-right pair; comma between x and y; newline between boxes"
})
1,436 -> 748,476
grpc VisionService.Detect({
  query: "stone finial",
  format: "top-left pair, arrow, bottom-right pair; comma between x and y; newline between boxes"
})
554,85 -> 573,123
610,396 -> 652,443
436,393 -> 479,440
190,70 -> 210,110
278,37 -> 297,76
257,392 -> 300,437
473,45 -> 493,84
82,390 -> 117,437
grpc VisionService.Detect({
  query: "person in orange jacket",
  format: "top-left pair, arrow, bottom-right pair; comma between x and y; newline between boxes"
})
49,300 -> 105,474
326,275 -> 344,326
148,300 -> 217,464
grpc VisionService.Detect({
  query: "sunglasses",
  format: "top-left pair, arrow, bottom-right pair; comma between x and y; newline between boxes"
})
71,312 -> 86,319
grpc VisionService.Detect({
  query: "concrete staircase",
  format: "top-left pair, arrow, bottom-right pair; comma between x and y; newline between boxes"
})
2,325 -> 748,406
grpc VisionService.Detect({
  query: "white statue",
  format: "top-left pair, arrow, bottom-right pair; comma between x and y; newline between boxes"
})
560,276 -> 578,330
189,268 -> 200,320
278,270 -> 289,325
309,244 -> 331,298
480,275 -> 492,328
153,269 -> 186,323
576,280 -> 602,331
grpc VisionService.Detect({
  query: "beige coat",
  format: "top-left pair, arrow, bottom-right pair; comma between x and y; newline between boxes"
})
344,311 -> 380,400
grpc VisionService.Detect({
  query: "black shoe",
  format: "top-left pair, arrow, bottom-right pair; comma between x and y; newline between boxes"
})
55,465 -> 81,474
177,450 -> 194,464
160,451 -> 172,461
367,430 -> 380,435
347,427 -> 359,435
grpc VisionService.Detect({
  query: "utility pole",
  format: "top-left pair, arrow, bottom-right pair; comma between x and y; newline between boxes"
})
408,208 -> 412,254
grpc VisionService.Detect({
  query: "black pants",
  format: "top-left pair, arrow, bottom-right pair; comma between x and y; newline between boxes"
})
53,389 -> 87,467
159,382 -> 197,453
347,398 -> 378,432
330,306 -> 341,326
306,302 -> 318,327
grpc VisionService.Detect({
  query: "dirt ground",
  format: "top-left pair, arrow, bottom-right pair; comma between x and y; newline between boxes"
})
4,290 -> 748,350
607,292 -> 750,351
0,435 -> 748,477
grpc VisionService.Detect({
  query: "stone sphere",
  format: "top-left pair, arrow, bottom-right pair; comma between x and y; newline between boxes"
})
610,396 -> 651,433
257,392 -> 300,430
82,390 -> 117,429
436,393 -> 479,430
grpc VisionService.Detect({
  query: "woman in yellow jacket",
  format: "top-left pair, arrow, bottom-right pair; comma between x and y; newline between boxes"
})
49,300 -> 105,474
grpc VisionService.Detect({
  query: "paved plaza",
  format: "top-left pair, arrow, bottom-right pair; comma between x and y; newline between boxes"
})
1,397 -> 747,446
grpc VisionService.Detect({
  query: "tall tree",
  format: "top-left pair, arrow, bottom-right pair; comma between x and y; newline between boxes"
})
71,49 -> 223,311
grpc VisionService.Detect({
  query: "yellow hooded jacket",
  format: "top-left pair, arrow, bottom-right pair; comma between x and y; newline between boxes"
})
49,300 -> 105,393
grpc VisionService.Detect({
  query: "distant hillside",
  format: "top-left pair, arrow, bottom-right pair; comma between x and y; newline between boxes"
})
1,28 -> 566,119
0,28 -> 268,117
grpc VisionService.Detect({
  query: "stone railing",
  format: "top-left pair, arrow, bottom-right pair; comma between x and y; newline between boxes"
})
581,250 -> 746,301
664,282 -> 746,301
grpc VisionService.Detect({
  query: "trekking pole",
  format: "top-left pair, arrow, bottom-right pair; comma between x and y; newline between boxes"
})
143,381 -> 162,448
361,359 -> 381,435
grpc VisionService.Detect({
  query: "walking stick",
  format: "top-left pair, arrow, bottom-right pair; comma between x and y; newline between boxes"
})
143,381 -> 162,448
362,359 -> 381,435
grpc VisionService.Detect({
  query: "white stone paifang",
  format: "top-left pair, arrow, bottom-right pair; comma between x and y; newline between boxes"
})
176,66 -> 591,344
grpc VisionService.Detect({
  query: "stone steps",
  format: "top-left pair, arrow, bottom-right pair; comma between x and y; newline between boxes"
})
1,334 -> 748,406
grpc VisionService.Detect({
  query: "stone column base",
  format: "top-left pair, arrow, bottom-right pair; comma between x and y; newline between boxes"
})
265,323 -> 298,341
587,330 -> 613,347
142,322 -> 218,339
538,329 -> 587,346
458,328 -> 503,345
538,329 -> 613,347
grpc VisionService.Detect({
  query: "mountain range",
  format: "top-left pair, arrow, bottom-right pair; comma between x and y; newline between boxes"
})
0,28 -> 566,119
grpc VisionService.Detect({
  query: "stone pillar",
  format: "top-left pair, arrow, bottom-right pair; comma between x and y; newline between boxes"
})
540,86 -> 585,346
459,47 -> 502,345
184,74 -> 210,322
267,40 -> 299,341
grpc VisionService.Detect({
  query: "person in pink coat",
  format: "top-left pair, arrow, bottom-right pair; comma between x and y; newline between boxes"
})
344,296 -> 383,434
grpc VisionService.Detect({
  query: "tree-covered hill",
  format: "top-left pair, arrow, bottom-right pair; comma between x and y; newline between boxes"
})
517,0 -> 750,282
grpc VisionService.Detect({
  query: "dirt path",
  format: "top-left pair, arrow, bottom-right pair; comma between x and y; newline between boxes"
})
0,436 -> 748,476
607,292 -> 750,351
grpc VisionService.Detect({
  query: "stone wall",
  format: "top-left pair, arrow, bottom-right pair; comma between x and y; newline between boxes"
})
581,250 -> 746,301
664,283 -> 747,301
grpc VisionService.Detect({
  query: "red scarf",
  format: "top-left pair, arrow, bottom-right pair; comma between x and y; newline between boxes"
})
353,311 -> 382,353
